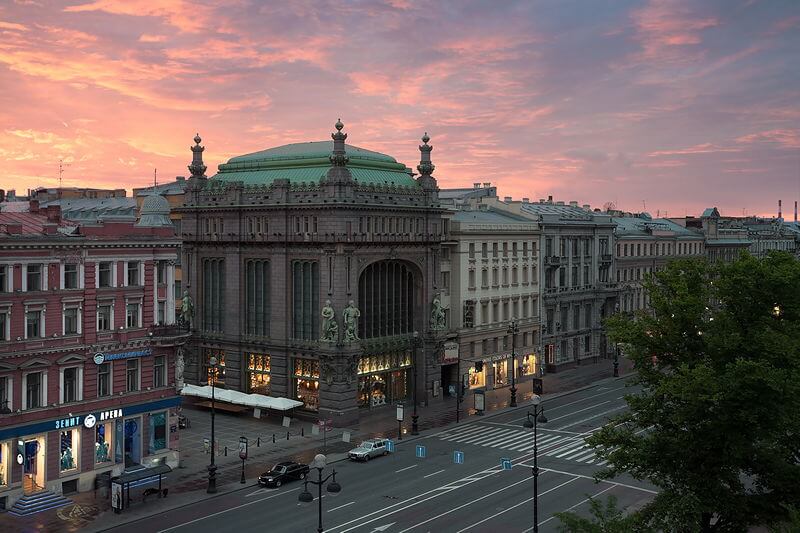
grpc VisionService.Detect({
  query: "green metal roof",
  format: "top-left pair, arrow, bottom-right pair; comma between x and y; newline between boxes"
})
212,141 -> 418,188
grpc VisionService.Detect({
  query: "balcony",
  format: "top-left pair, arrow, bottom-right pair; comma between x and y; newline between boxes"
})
544,256 -> 561,266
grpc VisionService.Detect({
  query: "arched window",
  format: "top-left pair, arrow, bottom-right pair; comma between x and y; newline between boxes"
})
358,261 -> 415,338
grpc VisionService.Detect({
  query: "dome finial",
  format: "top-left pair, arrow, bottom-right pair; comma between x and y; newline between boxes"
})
422,131 -> 430,144
189,132 -> 207,179
194,133 -> 202,145
335,118 -> 344,132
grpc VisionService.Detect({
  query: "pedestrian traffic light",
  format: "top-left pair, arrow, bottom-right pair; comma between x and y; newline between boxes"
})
475,361 -> 483,372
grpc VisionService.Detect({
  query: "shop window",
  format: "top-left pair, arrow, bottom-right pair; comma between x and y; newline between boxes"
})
468,366 -> 485,389
95,423 -> 113,464
247,353 -> 271,395
522,354 -> 537,375
0,441 -> 7,487
60,430 -> 78,472
294,357 -> 320,411
153,356 -> 166,388
149,412 -> 167,453
205,349 -> 226,386
493,360 -> 509,388
357,353 -> 412,408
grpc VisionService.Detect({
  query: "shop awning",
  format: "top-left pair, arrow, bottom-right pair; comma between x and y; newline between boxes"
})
180,384 -> 303,411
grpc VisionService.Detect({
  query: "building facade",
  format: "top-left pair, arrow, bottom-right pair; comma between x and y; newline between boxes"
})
444,206 -> 542,396
0,198 -> 186,510
180,123 -> 448,425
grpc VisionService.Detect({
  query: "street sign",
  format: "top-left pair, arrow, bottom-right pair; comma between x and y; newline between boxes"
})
282,416 -> 291,428
415,445 -> 426,458
396,404 -> 404,422
203,438 -> 210,454
501,458 -> 512,470
453,450 -> 464,464
342,431 -> 351,443
386,439 -> 395,453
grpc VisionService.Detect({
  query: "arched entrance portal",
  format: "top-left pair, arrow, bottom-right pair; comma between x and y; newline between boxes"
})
357,260 -> 420,408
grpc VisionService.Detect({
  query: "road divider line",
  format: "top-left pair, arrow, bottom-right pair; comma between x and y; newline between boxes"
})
327,501 -> 355,513
535,485 -> 616,529
554,405 -> 628,430
516,465 -> 658,494
395,464 -> 418,473
545,401 -> 611,423
423,469 -> 445,478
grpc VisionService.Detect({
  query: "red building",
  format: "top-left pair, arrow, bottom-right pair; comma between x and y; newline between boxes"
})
0,196 -> 187,512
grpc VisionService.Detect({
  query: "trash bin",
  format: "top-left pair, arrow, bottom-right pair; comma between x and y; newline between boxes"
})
96,472 -> 112,499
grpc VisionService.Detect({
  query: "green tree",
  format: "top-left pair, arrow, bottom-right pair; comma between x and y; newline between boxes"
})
555,495 -> 637,532
585,252 -> 800,532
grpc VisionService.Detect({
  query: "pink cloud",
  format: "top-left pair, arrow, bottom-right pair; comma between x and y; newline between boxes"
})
630,0 -> 719,64
63,0 -> 216,33
736,129 -> 800,149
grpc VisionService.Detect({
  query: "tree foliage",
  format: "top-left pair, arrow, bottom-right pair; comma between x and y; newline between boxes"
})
555,495 -> 637,532
584,252 -> 800,532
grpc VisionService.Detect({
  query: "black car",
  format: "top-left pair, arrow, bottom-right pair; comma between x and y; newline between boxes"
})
258,461 -> 310,487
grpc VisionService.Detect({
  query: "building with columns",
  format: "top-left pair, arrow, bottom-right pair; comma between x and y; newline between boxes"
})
179,122 -> 448,425
0,197 -> 186,512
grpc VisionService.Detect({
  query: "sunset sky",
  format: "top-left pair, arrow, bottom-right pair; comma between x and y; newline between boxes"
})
0,0 -> 798,217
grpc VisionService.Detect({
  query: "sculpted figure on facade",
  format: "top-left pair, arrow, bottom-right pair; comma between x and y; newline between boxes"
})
320,300 -> 339,342
343,300 -> 361,341
175,345 -> 186,390
430,295 -> 447,330
180,290 -> 194,328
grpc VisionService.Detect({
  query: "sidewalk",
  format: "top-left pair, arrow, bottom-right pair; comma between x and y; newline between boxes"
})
2,356 -> 635,533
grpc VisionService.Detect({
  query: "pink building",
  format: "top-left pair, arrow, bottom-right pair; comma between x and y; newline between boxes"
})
0,196 -> 187,513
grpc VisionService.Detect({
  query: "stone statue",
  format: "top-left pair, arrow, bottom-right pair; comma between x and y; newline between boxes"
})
320,300 -> 338,342
321,359 -> 335,385
430,296 -> 447,330
176,345 -> 186,390
343,300 -> 361,341
180,290 -> 194,328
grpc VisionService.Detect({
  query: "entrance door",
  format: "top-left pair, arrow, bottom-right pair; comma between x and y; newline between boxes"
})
124,418 -> 141,467
23,439 -> 43,494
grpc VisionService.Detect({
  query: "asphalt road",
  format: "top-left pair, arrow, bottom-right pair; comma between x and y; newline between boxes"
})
105,379 -> 656,533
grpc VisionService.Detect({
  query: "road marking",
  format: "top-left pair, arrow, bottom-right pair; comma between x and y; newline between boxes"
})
545,401 -> 611,422
516,465 -> 658,494
157,487 -> 300,532
395,464 -> 418,473
455,477 -> 579,532
555,405 -> 628,430
328,501 -> 356,512
423,469 -> 445,478
245,487 -> 278,497
535,485 -> 616,529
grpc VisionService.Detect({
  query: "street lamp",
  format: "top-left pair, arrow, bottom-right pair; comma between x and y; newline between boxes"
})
507,317 -> 519,407
411,331 -> 422,436
207,356 -> 218,494
522,394 -> 547,533
298,454 -> 342,533
613,343 -> 620,378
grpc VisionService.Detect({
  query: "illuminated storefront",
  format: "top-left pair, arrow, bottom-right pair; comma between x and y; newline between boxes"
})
521,353 -> 539,376
357,353 -> 412,408
247,353 -> 271,395
492,359 -> 509,388
59,429 -> 79,473
0,441 -> 8,488
294,358 -> 320,411
468,366 -> 486,389
205,349 -> 226,386
95,422 -> 113,464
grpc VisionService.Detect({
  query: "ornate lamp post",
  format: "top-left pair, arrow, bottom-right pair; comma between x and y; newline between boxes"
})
207,356 -> 218,494
411,331 -> 422,435
507,317 -> 519,407
298,454 -> 342,533
522,394 -> 548,533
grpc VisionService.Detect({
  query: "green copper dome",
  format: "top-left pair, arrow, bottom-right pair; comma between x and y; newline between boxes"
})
212,141 -> 418,188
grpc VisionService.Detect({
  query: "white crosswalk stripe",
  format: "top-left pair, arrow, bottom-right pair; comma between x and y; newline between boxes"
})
435,424 -> 604,464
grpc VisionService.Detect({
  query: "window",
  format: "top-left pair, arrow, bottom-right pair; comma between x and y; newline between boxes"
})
585,304 -> 593,329
512,242 -> 518,257
149,411 -> 167,453
572,265 -> 578,287
481,269 -> 488,288
203,259 -> 225,332
26,264 -> 42,291
573,306 -> 580,330
153,355 -> 166,388
292,261 -> 319,340
492,243 -> 498,257
572,239 -> 579,257
64,264 -> 79,289
585,335 -> 591,354
247,353 -> 271,395
584,265 -> 590,286
62,367 -> 79,403
481,243 -> 488,258
64,307 -> 79,335
205,349 -> 226,385
0,265 -> 7,292
0,310 -> 8,341
25,371 -> 43,409
468,269 -> 476,289
126,302 -> 141,328
522,265 -> 528,284
492,267 -> 499,286
25,309 -> 43,338
512,266 -> 518,285
560,238 -> 567,257
468,243 -> 475,259
174,279 -> 182,302
0,376 -> 9,412
559,267 -> 566,287
502,242 -> 508,257
95,422 -> 113,463
157,301 -> 165,324
157,261 -> 167,285
98,262 -> 113,287
126,359 -> 140,392
97,363 -> 111,397
502,267 -> 508,286
127,261 -> 140,286
97,304 -> 112,331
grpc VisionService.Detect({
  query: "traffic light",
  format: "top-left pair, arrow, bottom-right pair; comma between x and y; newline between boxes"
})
475,361 -> 483,372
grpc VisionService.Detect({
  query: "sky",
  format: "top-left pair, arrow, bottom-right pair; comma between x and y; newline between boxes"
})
0,0 -> 798,218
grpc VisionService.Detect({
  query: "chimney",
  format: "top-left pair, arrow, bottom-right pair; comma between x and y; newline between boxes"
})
582,204 -> 591,210
522,198 -> 530,203
569,201 -> 578,207
483,182 -> 491,188
778,199 -> 782,219
504,196 -> 512,202
473,183 -> 481,189
46,204 -> 61,223
5,223 -> 22,234
556,201 -> 565,205
547,195 -> 553,203
29,199 -> 39,214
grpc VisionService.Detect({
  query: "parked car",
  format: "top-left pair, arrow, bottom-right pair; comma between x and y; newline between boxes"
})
258,461 -> 310,487
348,438 -> 390,461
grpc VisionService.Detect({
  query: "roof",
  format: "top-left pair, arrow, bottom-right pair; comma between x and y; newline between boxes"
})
212,141 -> 418,188
452,209 -> 531,224
40,197 -> 137,222
0,212 -> 75,235
134,178 -> 188,197
113,464 -> 172,485
701,207 -> 720,218
612,215 -> 703,238
0,201 -> 30,213
136,194 -> 173,227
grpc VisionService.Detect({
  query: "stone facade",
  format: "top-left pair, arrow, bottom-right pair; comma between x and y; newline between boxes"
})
179,124 -> 448,425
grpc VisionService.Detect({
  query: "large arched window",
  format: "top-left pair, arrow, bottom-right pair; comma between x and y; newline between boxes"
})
358,261 -> 415,339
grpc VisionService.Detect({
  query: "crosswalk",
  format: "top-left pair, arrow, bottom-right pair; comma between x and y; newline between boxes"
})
435,423 -> 608,466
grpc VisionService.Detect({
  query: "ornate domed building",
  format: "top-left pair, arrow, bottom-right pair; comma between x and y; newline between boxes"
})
179,122 -> 449,424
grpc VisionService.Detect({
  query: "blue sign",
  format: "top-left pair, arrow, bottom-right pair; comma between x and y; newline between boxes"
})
416,445 -> 426,458
501,458 -> 512,470
386,440 -> 395,453
93,348 -> 153,365
454,451 -> 464,464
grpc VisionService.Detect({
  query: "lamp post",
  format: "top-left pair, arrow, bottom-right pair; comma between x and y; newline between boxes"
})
207,356 -> 218,494
411,331 -> 422,436
613,343 -> 620,377
507,317 -> 519,407
298,454 -> 342,533
522,395 -> 548,533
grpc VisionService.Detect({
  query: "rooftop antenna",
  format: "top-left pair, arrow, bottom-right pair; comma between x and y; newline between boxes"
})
58,159 -> 70,187
153,168 -> 158,190
642,200 -> 646,212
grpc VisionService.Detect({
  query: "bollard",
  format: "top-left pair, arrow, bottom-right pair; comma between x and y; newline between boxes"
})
301,427 -> 304,437
286,431 -> 290,440
224,446 -> 228,457
257,437 -> 260,447
272,434 -> 275,443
